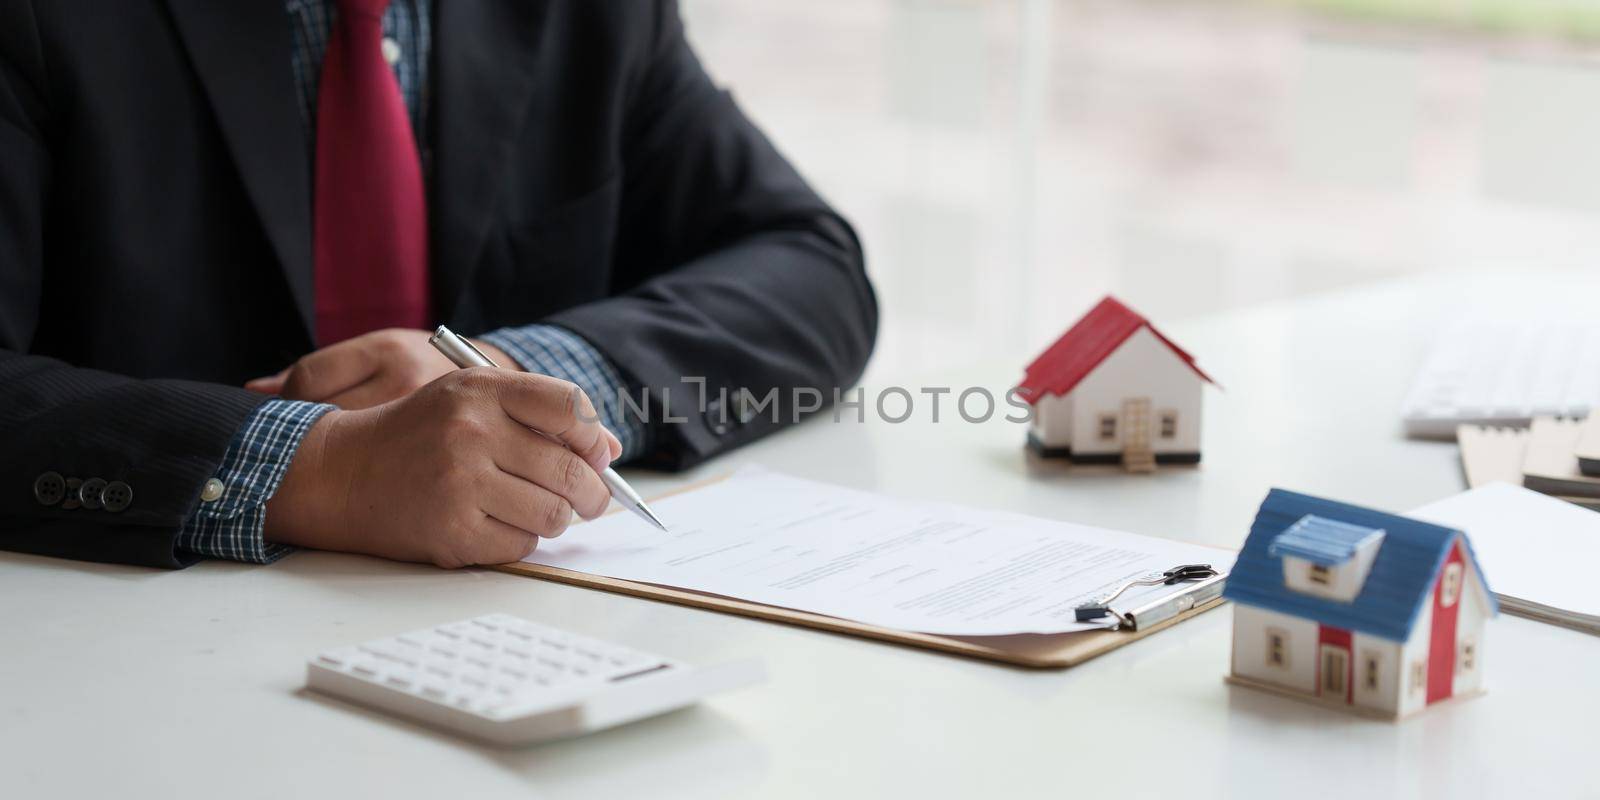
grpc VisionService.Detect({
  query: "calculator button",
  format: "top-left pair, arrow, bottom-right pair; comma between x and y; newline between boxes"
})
361,642 -> 416,666
608,652 -> 651,669
320,646 -> 356,663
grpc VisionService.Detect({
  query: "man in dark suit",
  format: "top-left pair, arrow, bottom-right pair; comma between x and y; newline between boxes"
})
0,0 -> 876,568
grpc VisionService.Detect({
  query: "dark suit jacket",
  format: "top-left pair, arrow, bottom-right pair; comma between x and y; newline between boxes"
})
0,0 -> 877,567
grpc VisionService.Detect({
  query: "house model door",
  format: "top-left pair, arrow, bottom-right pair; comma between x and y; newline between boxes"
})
1120,397 -> 1155,471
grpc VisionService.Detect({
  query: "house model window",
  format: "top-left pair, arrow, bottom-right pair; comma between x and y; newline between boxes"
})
1159,410 -> 1177,438
1265,629 -> 1289,668
1097,414 -> 1117,440
1439,562 -> 1463,607
1362,651 -> 1380,691
1308,564 -> 1331,585
1459,640 -> 1476,674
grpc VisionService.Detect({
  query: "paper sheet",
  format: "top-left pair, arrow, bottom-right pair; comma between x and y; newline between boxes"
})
1410,481 -> 1600,619
526,469 -> 1233,636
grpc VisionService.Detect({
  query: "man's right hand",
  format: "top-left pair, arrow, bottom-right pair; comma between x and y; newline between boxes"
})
264,368 -> 625,567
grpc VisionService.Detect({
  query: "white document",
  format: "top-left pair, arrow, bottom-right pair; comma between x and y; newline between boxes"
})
1410,482 -> 1600,623
527,469 -> 1233,636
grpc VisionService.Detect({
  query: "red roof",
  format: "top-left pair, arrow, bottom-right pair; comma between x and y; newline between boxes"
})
1015,296 -> 1214,405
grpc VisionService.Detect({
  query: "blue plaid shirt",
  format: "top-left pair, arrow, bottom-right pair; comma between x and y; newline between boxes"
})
178,0 -> 645,564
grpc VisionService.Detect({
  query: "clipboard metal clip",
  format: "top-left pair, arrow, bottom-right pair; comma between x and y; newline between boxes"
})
1074,564 -> 1226,631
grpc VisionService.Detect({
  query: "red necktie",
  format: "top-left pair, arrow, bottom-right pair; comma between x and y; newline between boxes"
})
313,0 -> 431,345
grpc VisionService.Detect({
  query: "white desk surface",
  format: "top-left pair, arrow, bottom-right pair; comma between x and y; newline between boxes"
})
5,271 -> 1599,800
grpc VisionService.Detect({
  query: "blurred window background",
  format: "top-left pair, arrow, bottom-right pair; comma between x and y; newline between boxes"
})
680,0 -> 1600,382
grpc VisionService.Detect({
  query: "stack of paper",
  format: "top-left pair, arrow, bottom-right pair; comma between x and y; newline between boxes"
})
1522,417 -> 1600,499
1577,414 -> 1600,477
527,469 -> 1234,637
1456,419 -> 1600,511
1411,482 -> 1600,635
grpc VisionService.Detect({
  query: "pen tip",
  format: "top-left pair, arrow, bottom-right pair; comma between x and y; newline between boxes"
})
638,503 -> 668,532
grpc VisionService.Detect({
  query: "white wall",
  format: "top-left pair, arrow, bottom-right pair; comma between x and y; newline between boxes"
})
1232,605 -> 1318,695
1397,599 -> 1434,717
1453,560 -> 1491,698
1031,392 -> 1074,447
1063,327 -> 1204,456
1350,634 -> 1402,714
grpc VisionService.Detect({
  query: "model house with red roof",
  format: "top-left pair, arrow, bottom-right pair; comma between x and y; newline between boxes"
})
1016,296 -> 1215,472
1224,489 -> 1496,719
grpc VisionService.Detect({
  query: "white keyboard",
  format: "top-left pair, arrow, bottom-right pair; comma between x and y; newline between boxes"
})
306,613 -> 764,745
1402,320 -> 1600,439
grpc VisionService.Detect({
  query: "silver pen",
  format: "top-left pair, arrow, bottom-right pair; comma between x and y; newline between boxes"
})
429,325 -> 667,532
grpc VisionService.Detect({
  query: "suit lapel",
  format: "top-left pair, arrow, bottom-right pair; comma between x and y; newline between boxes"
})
163,0 -> 315,342
432,0 -> 550,323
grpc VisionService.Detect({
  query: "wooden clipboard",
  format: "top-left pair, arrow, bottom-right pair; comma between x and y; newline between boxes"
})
492,476 -> 1228,669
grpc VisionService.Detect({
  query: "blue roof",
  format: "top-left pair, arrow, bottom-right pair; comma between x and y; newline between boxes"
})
1223,489 -> 1497,641
1267,515 -> 1384,566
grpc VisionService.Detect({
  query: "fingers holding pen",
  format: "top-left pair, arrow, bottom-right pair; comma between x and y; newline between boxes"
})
492,422 -> 613,521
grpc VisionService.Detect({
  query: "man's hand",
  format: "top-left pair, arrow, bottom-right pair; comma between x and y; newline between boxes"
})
246,328 -> 519,409
264,369 -> 625,567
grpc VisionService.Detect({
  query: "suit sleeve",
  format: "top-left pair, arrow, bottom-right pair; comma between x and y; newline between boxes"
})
0,0 -> 273,568
546,0 -> 878,470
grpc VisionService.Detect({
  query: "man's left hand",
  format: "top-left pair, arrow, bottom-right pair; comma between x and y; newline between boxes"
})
246,328 -> 520,409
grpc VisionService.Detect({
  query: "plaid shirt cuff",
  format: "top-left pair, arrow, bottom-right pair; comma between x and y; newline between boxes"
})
479,324 -> 649,461
177,399 -> 335,564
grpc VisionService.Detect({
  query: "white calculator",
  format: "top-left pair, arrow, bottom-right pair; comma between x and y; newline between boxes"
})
306,613 -> 764,745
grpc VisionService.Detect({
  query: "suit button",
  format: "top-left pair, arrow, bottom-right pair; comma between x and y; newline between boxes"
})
733,392 -> 758,424
61,477 -> 83,510
705,398 -> 732,436
102,481 -> 134,513
33,472 -> 66,506
200,478 -> 225,503
78,478 -> 108,510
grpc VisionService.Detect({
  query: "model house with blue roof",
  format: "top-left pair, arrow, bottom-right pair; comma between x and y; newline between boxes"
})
1224,489 -> 1496,718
